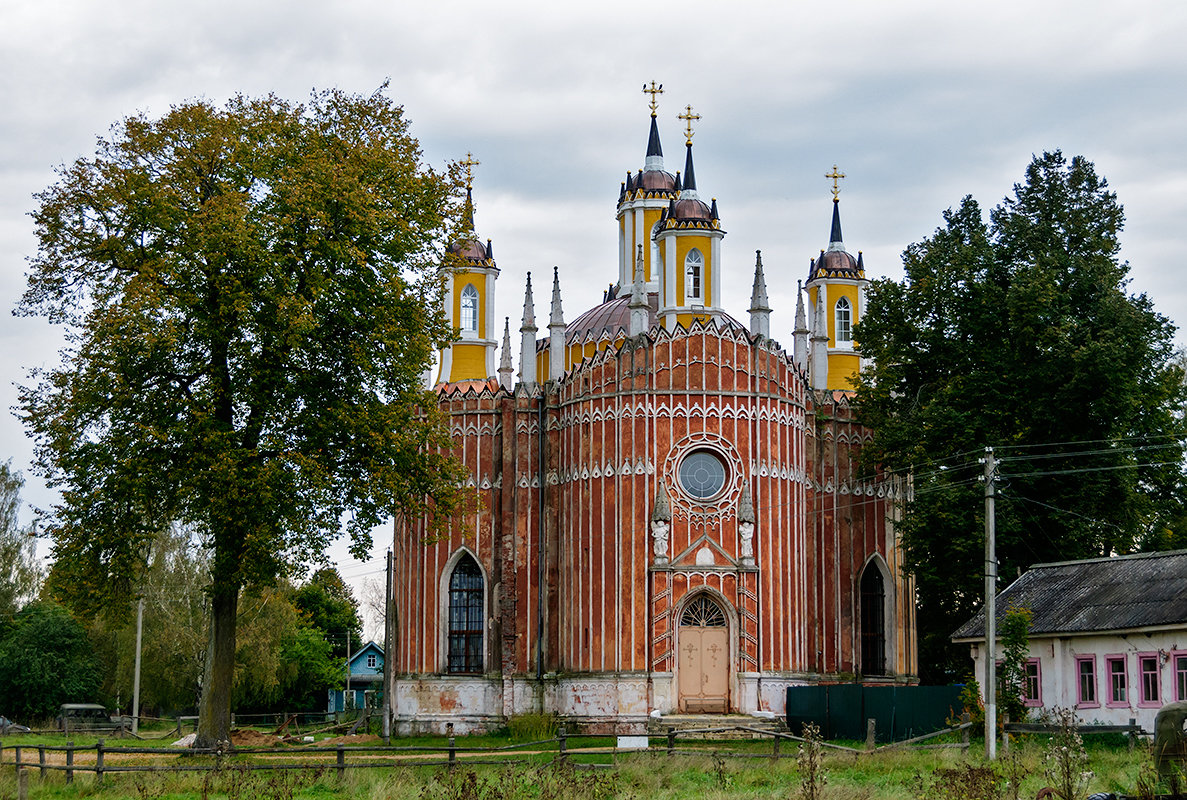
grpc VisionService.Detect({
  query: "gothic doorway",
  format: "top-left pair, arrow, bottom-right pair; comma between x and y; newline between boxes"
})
678,594 -> 729,712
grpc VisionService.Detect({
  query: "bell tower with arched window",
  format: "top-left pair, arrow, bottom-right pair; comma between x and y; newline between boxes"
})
654,104 -> 725,330
805,166 -> 868,391
438,154 -> 500,384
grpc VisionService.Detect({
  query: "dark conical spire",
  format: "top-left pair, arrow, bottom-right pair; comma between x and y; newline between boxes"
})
463,187 -> 476,234
828,199 -> 844,251
683,143 -> 697,192
646,115 -> 663,159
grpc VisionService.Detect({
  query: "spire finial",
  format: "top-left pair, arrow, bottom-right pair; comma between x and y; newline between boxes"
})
461,152 -> 481,190
643,81 -> 664,117
678,104 -> 701,145
825,164 -> 845,201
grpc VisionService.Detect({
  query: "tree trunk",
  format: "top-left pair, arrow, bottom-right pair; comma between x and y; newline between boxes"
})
196,583 -> 238,748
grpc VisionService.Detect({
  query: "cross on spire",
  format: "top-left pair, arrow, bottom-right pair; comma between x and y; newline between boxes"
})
826,164 -> 846,200
679,104 -> 701,145
642,81 -> 664,117
461,152 -> 481,189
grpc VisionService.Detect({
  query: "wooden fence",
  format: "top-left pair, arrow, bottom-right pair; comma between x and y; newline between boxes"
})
0,721 -> 980,786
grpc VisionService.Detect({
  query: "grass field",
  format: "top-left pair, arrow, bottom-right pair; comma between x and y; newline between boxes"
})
0,729 -> 1165,799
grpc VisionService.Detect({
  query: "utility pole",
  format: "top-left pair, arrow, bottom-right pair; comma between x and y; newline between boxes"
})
132,596 -> 144,735
982,447 -> 997,760
382,549 -> 393,743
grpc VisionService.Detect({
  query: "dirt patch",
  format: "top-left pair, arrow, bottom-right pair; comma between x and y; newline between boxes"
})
230,728 -> 281,747
315,734 -> 381,747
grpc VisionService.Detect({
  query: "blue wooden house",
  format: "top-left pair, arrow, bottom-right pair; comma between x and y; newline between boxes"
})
327,641 -> 384,712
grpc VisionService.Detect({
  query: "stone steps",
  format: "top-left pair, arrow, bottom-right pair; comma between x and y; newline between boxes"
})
646,713 -> 787,739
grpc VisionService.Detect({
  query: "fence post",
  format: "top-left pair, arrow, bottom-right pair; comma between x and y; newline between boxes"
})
18,768 -> 27,800
336,743 -> 344,780
667,727 -> 675,756
96,739 -> 104,785
772,733 -> 781,760
1130,717 -> 1137,752
66,741 -> 74,785
865,719 -> 876,751
13,745 -> 20,778
39,745 -> 46,780
1003,713 -> 1011,755
960,713 -> 970,755
447,737 -> 456,772
558,726 -> 568,766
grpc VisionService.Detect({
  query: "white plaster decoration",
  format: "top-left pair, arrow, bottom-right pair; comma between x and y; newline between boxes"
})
739,521 -> 755,561
695,546 -> 715,566
652,519 -> 670,561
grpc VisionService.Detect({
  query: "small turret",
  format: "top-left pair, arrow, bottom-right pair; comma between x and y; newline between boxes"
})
629,245 -> 649,336
793,280 -> 809,370
519,273 -> 538,388
811,287 -> 829,391
498,317 -> 514,391
748,250 -> 771,340
548,266 -> 566,380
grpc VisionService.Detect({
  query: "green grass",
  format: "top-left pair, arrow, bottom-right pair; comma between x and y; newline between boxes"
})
0,733 -> 1160,799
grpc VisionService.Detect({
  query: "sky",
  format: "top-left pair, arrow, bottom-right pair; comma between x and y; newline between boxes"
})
4,1 -> 1187,630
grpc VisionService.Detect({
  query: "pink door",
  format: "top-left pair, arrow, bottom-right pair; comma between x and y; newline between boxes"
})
678,595 -> 729,713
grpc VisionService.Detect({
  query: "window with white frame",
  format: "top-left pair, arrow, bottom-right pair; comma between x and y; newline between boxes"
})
1077,656 -> 1097,707
835,296 -> 853,343
460,284 -> 479,333
367,653 -> 376,669
1140,654 -> 1161,706
684,249 -> 704,304
1107,655 -> 1128,705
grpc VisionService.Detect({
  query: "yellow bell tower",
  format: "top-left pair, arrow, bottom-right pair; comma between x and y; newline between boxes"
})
616,81 -> 679,294
437,154 -> 500,385
654,104 -> 725,330
805,166 -> 868,391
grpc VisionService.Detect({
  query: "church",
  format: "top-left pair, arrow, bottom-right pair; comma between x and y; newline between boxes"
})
391,86 -> 918,733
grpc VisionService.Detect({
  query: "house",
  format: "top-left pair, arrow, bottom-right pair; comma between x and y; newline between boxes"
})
952,550 -> 1187,729
390,89 -> 918,735
327,641 -> 384,713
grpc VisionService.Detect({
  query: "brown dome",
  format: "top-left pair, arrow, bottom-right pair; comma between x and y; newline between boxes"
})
564,293 -> 747,344
809,248 -> 861,280
449,238 -> 487,261
636,170 -> 677,192
671,197 -> 713,221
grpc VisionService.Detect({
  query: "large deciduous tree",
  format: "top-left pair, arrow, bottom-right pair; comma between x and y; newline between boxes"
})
0,461 -> 40,625
854,152 -> 1187,682
19,88 -> 467,745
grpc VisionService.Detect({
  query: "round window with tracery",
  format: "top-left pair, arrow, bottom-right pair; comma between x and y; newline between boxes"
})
678,449 -> 727,500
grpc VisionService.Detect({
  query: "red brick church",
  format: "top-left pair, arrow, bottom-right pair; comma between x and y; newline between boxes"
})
391,87 -> 918,733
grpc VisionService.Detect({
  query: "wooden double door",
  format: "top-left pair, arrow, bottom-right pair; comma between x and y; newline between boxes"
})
678,595 -> 729,713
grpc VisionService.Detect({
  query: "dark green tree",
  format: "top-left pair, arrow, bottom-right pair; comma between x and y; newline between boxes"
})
0,601 -> 101,720
855,152 -> 1187,682
18,88 -> 469,745
291,567 -> 362,658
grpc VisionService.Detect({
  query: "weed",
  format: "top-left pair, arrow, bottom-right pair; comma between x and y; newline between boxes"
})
1042,708 -> 1092,800
798,721 -> 827,800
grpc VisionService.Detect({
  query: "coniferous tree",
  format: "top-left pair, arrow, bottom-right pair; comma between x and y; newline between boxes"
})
855,152 -> 1187,682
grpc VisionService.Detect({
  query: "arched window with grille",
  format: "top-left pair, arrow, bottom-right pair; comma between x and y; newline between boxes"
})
460,284 -> 479,333
447,554 -> 484,674
835,296 -> 852,343
860,562 -> 886,676
685,249 -> 704,304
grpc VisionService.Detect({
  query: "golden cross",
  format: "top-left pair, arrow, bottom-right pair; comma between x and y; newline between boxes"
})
461,152 -> 481,190
643,81 -> 664,117
679,104 -> 701,145
825,164 -> 846,200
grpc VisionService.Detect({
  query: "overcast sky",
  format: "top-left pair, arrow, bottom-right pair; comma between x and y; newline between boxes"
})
4,1 -> 1186,621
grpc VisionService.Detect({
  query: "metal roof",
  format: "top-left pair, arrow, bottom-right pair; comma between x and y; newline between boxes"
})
951,549 -> 1187,642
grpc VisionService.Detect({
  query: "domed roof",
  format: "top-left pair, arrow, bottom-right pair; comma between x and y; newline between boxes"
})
564,293 -> 746,344
671,197 -> 713,221
449,238 -> 490,262
809,248 -> 861,280
636,170 -> 677,192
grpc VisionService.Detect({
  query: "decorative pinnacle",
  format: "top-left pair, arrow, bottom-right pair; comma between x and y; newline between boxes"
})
461,152 -> 481,190
826,164 -> 845,201
679,104 -> 701,145
643,81 -> 664,117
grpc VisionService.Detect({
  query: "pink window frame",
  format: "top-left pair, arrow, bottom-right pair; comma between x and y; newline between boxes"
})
1174,651 -> 1187,703
1105,653 -> 1129,708
1075,655 -> 1099,708
1138,652 -> 1162,708
1023,658 -> 1042,707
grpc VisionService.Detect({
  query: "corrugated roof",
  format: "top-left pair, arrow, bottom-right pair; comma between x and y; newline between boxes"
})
951,550 -> 1187,641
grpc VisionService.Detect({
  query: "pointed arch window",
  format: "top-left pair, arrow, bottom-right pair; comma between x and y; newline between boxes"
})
685,249 -> 704,304
835,296 -> 852,344
460,284 -> 480,334
447,554 -> 484,674
860,563 -> 886,676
